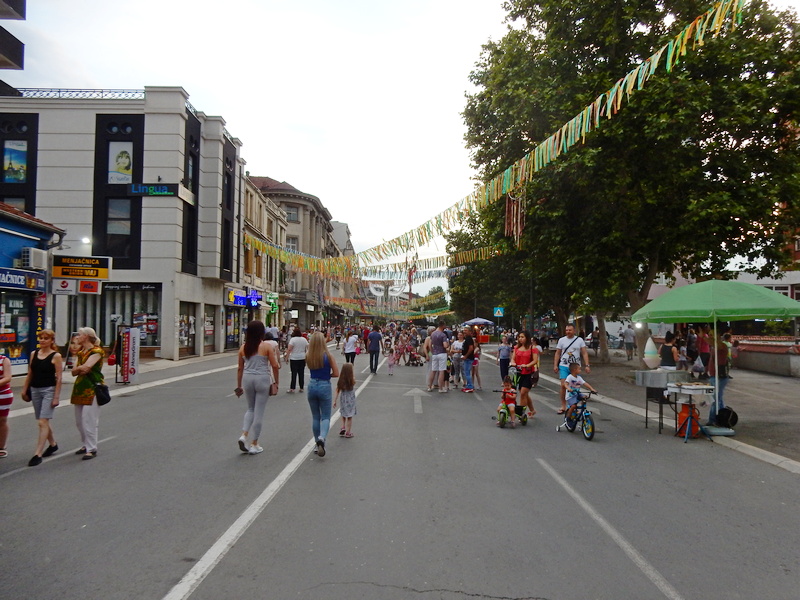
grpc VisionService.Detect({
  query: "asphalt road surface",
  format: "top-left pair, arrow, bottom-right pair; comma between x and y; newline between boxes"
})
2,348 -> 799,600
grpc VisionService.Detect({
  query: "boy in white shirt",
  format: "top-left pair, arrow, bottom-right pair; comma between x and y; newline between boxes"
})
562,362 -> 597,408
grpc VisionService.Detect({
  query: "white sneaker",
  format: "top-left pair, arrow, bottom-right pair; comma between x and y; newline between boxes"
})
238,435 -> 248,453
249,445 -> 264,455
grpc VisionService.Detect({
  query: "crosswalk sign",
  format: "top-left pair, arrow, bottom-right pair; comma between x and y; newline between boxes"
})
493,307 -> 504,317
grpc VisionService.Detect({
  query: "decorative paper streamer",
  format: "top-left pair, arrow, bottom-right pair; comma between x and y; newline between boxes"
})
244,1 -> 745,290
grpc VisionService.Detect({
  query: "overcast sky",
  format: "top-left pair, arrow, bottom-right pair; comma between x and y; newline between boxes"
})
3,0 -> 798,293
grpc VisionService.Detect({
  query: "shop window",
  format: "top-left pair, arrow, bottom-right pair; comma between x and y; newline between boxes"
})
178,301 -> 197,356
0,290 -> 32,372
204,305 -> 217,353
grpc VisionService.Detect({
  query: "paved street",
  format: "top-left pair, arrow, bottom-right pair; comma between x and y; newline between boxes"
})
2,346 -> 799,600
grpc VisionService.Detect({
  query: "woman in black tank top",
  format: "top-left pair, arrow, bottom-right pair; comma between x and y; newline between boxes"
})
21,329 -> 63,466
659,331 -> 679,370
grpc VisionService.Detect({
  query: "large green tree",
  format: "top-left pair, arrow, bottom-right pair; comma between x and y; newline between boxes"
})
462,0 -> 800,358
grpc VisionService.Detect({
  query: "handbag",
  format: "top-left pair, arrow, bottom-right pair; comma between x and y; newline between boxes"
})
355,346 -> 361,355
107,354 -> 116,366
95,383 -> 111,406
88,370 -> 111,406
269,382 -> 278,396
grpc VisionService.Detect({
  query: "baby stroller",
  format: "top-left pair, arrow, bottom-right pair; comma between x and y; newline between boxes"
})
407,348 -> 424,366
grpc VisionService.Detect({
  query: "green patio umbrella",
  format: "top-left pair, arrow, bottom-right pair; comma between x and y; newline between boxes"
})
631,279 -> 800,432
631,279 -> 800,323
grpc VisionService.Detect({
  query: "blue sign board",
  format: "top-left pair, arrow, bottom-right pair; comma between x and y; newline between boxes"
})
493,307 -> 504,317
0,267 -> 46,292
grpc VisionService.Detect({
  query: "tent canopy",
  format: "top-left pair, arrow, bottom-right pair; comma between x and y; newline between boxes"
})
631,280 -> 800,324
463,317 -> 494,326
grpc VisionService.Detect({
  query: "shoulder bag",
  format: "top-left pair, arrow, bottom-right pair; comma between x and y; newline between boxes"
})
88,369 -> 111,406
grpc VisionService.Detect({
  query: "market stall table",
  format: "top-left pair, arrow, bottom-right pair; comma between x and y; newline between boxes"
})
667,382 -> 714,442
635,369 -> 690,433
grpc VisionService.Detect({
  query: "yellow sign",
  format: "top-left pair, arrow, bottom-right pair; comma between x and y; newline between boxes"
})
52,255 -> 111,280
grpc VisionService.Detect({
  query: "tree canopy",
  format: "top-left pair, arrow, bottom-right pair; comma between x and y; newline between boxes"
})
450,0 -> 800,342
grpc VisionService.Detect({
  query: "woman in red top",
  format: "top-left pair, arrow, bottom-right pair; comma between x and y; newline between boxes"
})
510,330 -> 540,417
0,354 -> 13,458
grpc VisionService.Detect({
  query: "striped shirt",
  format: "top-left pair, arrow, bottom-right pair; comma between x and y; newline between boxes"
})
0,358 -> 13,409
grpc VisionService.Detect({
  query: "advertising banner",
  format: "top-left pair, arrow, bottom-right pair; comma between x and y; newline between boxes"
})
119,326 -> 140,384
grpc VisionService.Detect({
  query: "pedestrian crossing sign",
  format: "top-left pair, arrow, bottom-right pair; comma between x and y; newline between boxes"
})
493,307 -> 504,317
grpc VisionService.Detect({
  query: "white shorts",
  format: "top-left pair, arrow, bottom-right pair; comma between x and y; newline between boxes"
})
431,353 -> 447,371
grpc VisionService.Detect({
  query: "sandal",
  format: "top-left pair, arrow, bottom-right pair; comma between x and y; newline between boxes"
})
0,449 -> 7,458
344,432 -> 354,438
339,428 -> 346,436
556,409 -> 565,415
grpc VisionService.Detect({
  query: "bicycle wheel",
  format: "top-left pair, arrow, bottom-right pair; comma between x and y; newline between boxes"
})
582,414 -> 595,440
498,410 -> 507,428
565,406 -> 578,432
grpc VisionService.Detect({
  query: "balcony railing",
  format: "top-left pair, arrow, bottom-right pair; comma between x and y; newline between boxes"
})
17,88 -> 146,100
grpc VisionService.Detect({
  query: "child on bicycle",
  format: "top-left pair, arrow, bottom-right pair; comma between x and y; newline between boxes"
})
562,362 -> 597,414
497,376 -> 518,427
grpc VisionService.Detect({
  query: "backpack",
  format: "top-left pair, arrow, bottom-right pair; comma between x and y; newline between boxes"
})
716,407 -> 738,428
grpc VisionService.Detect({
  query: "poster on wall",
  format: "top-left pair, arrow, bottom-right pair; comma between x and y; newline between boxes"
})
108,141 -> 133,184
3,140 -> 27,183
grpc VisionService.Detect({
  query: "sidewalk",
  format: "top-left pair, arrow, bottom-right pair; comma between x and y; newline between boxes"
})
487,343 -> 800,473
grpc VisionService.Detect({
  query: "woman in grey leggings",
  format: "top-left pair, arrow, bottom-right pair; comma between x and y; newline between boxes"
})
235,321 -> 280,455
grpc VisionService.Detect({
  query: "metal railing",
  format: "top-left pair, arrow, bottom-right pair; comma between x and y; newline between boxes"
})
17,88 -> 145,100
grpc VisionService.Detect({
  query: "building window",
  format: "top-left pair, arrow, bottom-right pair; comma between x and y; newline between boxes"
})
285,205 -> 299,222
286,236 -> 298,252
105,198 -> 132,258
0,113 -> 39,215
244,246 -> 253,275
1,197 -> 25,211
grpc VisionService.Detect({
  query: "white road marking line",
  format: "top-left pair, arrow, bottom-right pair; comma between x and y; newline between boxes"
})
161,372 -> 372,600
0,436 -> 118,481
537,458 -> 685,600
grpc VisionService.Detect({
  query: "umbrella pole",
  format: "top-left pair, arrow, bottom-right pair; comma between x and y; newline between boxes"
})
713,321 -> 719,421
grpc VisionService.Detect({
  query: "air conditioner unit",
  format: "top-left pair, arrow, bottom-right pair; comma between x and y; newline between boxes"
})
21,247 -> 48,270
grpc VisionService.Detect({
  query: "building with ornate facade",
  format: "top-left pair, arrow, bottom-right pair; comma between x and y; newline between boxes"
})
242,175 -> 287,329
250,176 -> 345,330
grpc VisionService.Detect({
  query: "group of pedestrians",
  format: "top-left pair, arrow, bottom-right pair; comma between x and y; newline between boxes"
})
234,321 -> 357,459
0,327 -> 108,466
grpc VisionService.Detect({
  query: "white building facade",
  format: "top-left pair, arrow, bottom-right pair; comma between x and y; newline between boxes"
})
0,86 -> 247,359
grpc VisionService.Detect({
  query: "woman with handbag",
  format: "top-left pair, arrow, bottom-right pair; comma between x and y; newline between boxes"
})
235,321 -> 280,456
70,327 -> 105,460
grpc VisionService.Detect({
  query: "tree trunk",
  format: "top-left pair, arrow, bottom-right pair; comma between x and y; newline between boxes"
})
596,311 -> 610,364
553,306 -> 568,339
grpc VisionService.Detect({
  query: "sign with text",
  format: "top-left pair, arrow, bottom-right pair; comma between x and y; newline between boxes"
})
119,326 -> 140,384
52,278 -> 77,295
78,280 -> 102,294
52,255 -> 111,280
0,267 -> 45,292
